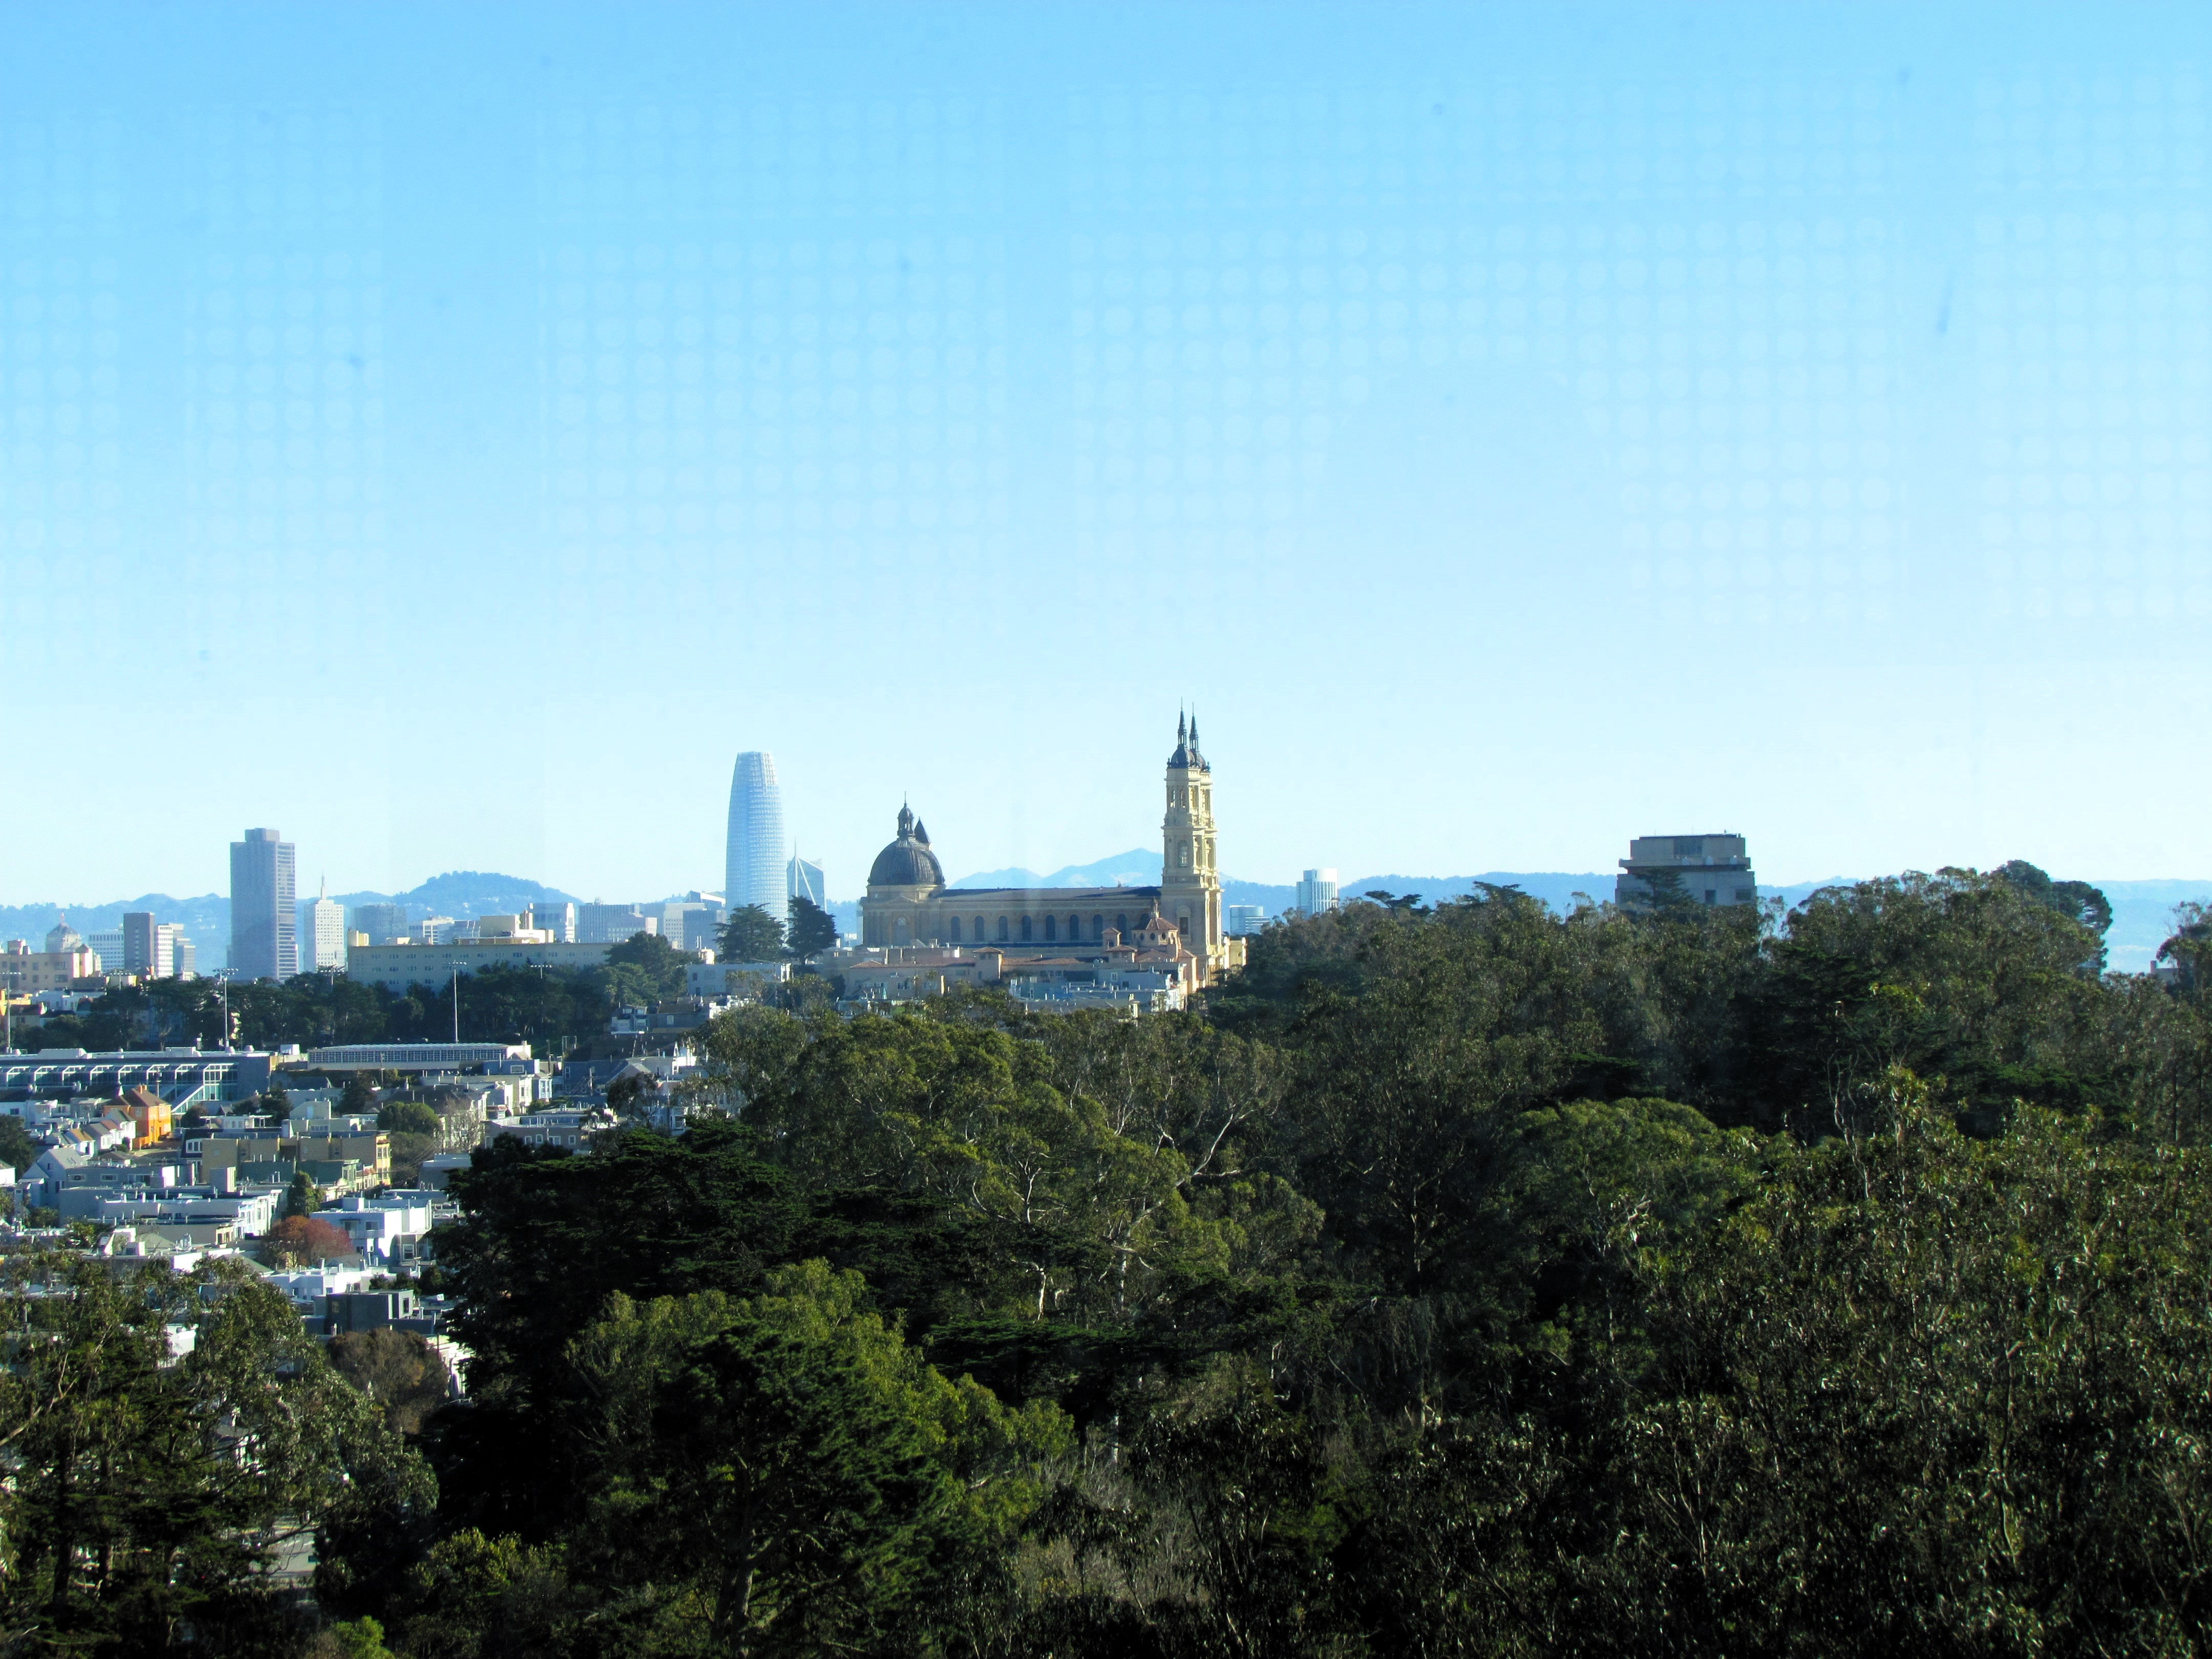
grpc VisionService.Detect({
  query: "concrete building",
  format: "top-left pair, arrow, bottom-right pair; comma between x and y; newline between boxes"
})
230,827 -> 297,981
529,901 -> 578,943
1,941 -> 103,992
1615,835 -> 1760,910
0,1047 -> 275,1103
1295,869 -> 1340,916
577,904 -> 655,945
343,939 -> 612,990
655,895 -> 724,952
307,1041 -> 534,1073
300,890 -> 347,971
726,751 -> 786,916
350,902 -> 410,944
857,714 -> 1241,988
1223,904 -> 1269,936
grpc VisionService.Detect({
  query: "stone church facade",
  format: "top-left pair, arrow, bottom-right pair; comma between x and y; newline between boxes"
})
858,715 -> 1242,986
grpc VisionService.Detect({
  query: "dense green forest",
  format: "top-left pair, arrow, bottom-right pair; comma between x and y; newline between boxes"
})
8,868 -> 2212,1655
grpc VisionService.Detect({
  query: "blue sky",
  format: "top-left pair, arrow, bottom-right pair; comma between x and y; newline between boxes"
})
3,3 -> 2206,903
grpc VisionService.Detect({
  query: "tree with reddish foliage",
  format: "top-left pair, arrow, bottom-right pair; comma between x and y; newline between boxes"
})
262,1214 -> 353,1266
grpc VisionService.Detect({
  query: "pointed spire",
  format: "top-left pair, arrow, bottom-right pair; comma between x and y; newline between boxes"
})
1178,708 -> 1187,744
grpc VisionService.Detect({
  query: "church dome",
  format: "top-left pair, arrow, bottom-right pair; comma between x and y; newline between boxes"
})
867,804 -> 946,890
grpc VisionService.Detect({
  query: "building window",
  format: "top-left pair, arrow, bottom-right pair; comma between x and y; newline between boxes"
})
1116,913 -> 1129,934
1069,916 -> 1081,940
1092,914 -> 1103,939
1179,914 -> 1190,937
1044,915 -> 1056,942
1020,916 -> 1033,942
948,916 -> 961,942
975,916 -> 986,942
996,917 -> 1008,942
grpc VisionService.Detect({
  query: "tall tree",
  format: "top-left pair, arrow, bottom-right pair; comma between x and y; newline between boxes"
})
720,904 -> 787,964
785,894 -> 838,961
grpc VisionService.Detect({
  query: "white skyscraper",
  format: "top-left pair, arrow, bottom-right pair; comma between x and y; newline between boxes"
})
301,887 -> 347,970
725,751 -> 787,916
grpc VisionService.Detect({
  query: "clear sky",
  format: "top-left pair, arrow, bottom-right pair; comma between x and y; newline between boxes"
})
3,3 -> 2206,902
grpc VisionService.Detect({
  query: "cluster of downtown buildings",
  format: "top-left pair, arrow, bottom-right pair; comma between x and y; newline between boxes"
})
4,728 -> 1761,1017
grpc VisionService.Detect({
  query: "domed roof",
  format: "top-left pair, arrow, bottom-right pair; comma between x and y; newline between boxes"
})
867,804 -> 946,890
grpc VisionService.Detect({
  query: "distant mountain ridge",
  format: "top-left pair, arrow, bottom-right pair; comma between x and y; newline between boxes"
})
332,871 -> 582,919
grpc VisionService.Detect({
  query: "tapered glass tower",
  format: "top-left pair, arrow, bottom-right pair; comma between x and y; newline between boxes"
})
725,752 -> 787,917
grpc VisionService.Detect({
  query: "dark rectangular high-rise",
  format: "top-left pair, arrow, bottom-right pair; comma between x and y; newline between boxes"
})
229,827 -> 297,981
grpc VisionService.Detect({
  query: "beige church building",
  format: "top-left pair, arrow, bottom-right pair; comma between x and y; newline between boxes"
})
858,714 -> 1243,987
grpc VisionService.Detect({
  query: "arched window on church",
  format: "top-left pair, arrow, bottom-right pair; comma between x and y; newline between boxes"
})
1178,913 -> 1190,939
1092,914 -> 1103,939
1116,913 -> 1129,934
1068,915 -> 1081,941
996,916 -> 1009,942
974,916 -> 986,942
1020,915 -> 1033,942
1043,915 -> 1056,942
947,916 -> 961,942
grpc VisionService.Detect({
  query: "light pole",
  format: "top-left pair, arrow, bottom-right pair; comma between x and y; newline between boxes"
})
452,966 -> 461,1045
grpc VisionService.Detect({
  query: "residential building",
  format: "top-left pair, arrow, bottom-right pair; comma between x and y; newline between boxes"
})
488,1107 -> 619,1152
789,855 -> 827,908
96,1188 -> 281,1238
1295,869 -> 1340,916
1615,835 -> 1760,910
123,1086 -> 173,1147
312,1195 -> 437,1263
300,889 -> 347,970
528,901 -> 577,943
577,904 -> 655,944
726,751 -> 786,916
344,939 -> 612,990
350,902 -> 410,943
1224,903 -> 1269,936
230,827 -> 298,980
685,959 -> 791,999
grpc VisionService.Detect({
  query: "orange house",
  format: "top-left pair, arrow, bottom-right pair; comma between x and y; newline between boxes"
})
123,1086 -> 173,1148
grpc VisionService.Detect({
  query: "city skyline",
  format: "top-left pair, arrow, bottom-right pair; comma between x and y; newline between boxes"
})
2,4 -> 2208,903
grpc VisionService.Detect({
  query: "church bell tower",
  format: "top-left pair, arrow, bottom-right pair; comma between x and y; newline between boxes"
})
1162,712 -> 1226,984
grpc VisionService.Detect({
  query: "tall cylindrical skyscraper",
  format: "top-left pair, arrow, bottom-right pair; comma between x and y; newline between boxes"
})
725,752 -> 787,917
